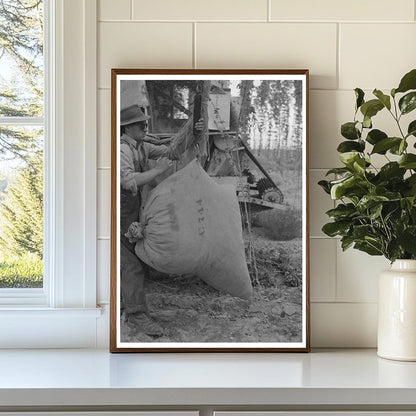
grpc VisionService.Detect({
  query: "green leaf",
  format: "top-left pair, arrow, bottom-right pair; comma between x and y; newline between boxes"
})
337,140 -> 365,153
318,180 -> 331,194
363,116 -> 372,129
395,69 -> 416,94
353,158 -> 366,174
399,92 -> 416,115
341,122 -> 360,140
365,236 -> 384,251
399,139 -> 407,154
355,88 -> 365,110
383,191 -> 401,201
410,206 -> 416,221
353,224 -> 374,239
384,203 -> 400,222
407,195 -> 416,207
373,89 -> 391,110
352,225 -> 373,241
398,227 -> 416,255
339,152 -> 360,167
338,153 -> 354,166
357,195 -> 389,211
389,139 -> 408,155
378,162 -> 406,181
330,176 -> 358,199
329,175 -> 354,186
369,203 -> 383,220
360,99 -> 384,119
399,154 -> 416,169
407,120 -> 416,137
326,203 -> 356,220
406,174 -> 416,187
322,221 -> 351,237
354,241 -> 383,256
386,240 -> 402,262
405,174 -> 416,196
366,129 -> 387,145
371,137 -> 402,154
325,167 -> 351,176
341,235 -> 355,251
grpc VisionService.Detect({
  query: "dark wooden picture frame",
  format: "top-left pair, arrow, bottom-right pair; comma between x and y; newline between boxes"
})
110,69 -> 310,352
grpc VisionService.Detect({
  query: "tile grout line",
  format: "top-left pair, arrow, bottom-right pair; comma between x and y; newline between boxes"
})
130,0 -> 133,20
193,22 -> 197,69
98,19 -> 415,24
333,229 -> 338,302
268,0 -> 271,22
309,236 -> 338,239
336,22 -> 340,90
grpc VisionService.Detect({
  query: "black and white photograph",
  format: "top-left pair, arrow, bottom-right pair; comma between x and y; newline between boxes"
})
110,70 -> 309,352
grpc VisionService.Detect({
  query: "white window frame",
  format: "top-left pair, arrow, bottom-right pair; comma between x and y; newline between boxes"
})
0,0 -> 101,348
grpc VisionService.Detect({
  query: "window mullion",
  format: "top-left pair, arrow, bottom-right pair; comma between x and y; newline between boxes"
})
0,117 -> 44,126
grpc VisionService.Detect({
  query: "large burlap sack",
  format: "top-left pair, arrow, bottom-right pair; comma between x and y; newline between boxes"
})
130,159 -> 252,300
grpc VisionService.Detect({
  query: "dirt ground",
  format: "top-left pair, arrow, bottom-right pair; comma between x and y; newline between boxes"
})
120,224 -> 303,344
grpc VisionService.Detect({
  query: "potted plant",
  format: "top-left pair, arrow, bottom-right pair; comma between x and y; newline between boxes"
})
319,68 -> 416,361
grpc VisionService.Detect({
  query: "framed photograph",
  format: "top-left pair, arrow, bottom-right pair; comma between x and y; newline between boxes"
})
110,69 -> 309,352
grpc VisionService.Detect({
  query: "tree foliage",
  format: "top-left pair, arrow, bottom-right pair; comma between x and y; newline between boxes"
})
0,154 -> 43,257
0,0 -> 43,262
247,80 -> 303,153
0,0 -> 43,161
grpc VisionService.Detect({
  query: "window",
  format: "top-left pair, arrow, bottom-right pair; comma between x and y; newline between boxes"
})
0,0 -> 100,348
0,0 -> 44,290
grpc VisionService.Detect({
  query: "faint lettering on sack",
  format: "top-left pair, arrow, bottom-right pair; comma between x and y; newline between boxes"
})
196,198 -> 205,235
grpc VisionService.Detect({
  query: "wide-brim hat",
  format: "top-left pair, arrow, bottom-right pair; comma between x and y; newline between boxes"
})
120,104 -> 151,126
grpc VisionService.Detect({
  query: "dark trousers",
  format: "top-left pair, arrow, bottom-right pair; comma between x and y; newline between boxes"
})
120,188 -> 147,315
120,237 -> 147,315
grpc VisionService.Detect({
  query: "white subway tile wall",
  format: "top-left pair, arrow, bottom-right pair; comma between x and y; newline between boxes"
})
270,0 -> 414,22
97,0 -> 416,347
309,90 -> 354,169
310,239 -> 336,302
98,22 -> 193,88
99,0 -> 131,20
196,23 -> 337,89
336,246 -> 389,303
340,24 -> 416,90
311,303 -> 378,347
132,0 -> 269,21
98,90 -> 111,168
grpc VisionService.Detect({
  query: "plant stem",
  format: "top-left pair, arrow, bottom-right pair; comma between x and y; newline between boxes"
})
390,97 -> 406,139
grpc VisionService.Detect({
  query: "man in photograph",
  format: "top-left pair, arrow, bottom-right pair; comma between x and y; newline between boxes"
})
120,104 -> 202,336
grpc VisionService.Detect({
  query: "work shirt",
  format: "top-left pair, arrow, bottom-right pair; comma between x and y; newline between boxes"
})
120,133 -> 179,234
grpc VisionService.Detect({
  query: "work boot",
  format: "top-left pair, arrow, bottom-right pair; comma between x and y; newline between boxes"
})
126,312 -> 164,337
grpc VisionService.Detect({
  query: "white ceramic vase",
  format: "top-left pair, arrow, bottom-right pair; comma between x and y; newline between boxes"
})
378,259 -> 416,361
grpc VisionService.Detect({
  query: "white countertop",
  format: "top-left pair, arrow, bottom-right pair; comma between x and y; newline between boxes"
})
0,348 -> 416,408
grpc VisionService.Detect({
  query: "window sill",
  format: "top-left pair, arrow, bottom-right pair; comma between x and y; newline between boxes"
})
0,307 -> 103,348
0,306 -> 102,316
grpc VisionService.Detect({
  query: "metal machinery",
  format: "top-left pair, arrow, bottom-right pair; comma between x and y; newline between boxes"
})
144,80 -> 286,212
204,132 -> 284,211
